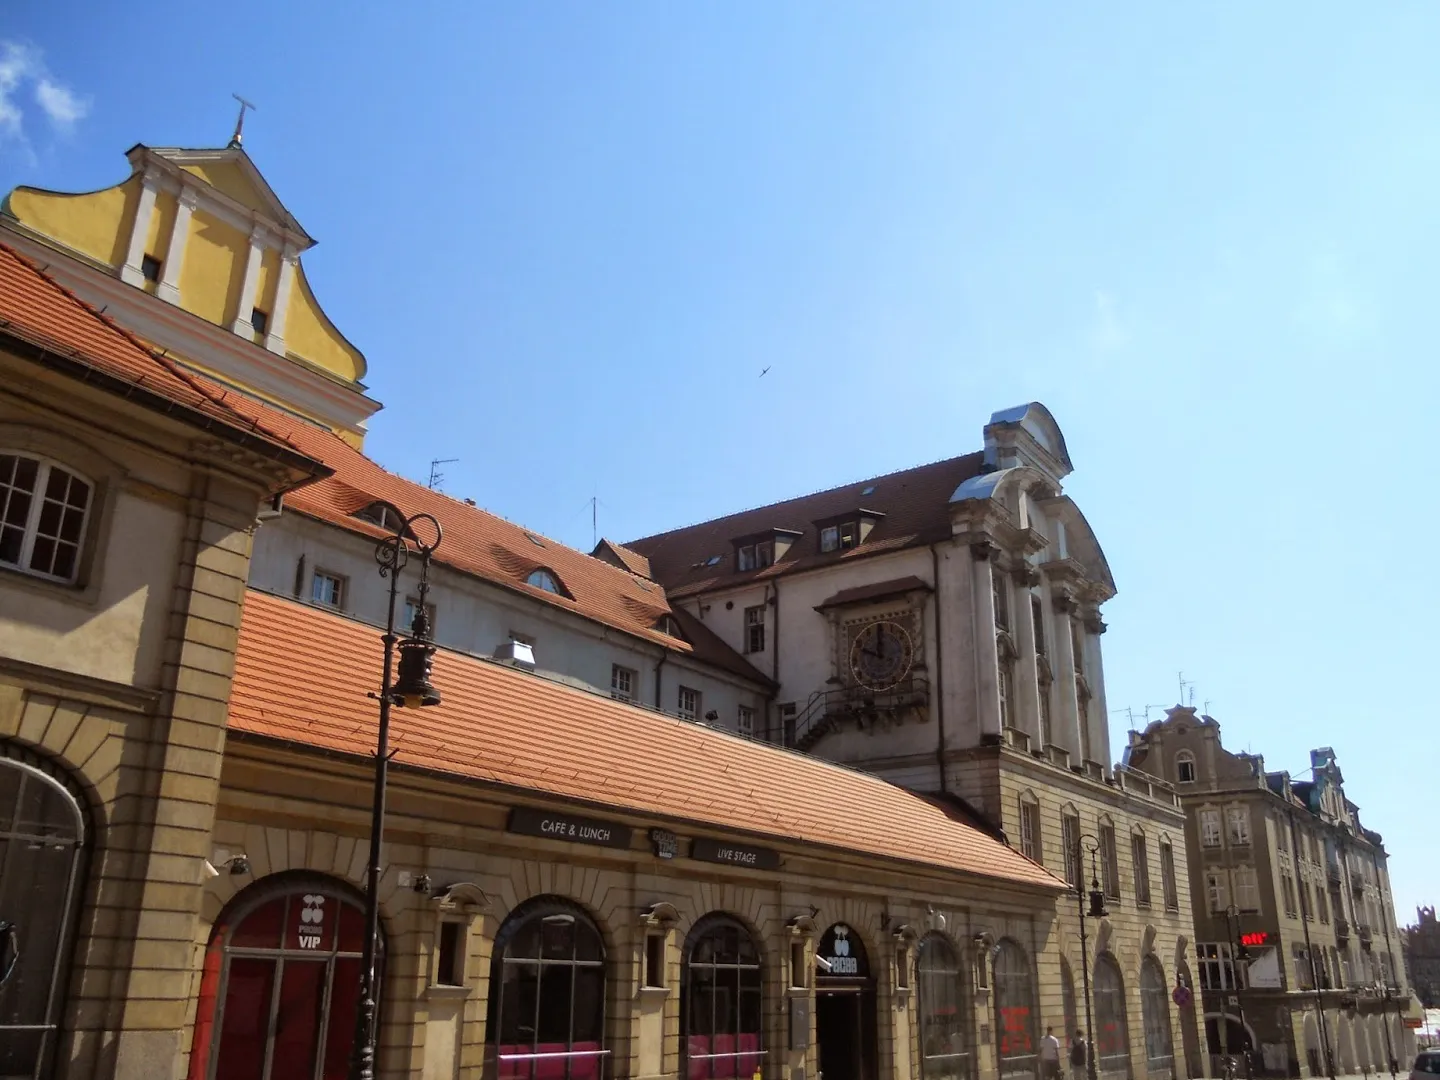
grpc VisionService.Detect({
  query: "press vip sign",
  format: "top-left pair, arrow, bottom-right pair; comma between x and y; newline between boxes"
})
296,893 -> 326,949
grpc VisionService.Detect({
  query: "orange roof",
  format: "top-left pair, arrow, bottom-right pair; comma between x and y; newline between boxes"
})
206,393 -> 769,679
592,538 -> 653,580
628,454 -> 985,597
0,243 -> 321,470
230,589 -> 1063,891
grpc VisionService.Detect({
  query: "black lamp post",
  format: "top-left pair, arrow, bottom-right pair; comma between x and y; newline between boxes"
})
1223,905 -> 1253,1080
1074,832 -> 1108,1080
350,509 -> 443,1080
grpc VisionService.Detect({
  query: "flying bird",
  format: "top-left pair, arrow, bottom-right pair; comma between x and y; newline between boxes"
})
759,366 -> 771,378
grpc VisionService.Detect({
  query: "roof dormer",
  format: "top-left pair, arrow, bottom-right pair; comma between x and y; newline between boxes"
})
733,528 -> 803,572
813,509 -> 885,554
982,403 -> 1073,487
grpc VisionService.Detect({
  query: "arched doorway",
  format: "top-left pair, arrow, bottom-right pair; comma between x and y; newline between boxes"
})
1093,953 -> 1131,1079
1174,962 -> 1202,1080
917,932 -> 971,1079
1302,1013 -> 1322,1077
682,915 -> 764,1080
187,872 -> 375,1080
1335,1016 -> 1355,1074
0,747 -> 90,1080
994,940 -> 1036,1078
815,923 -> 876,1080
1139,957 -> 1174,1080
484,896 -> 607,1079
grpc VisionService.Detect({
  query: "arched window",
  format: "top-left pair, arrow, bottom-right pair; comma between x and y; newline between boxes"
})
1141,956 -> 1174,1076
683,915 -> 763,1080
918,933 -> 970,1079
527,568 -> 564,595
0,453 -> 93,583
353,500 -> 407,534
994,939 -> 1036,1077
187,872 -> 374,1080
1092,953 -> 1131,1077
486,897 -> 606,1080
0,747 -> 88,1080
1175,751 -> 1196,784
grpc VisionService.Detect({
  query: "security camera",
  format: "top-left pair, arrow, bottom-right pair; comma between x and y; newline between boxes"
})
814,955 -> 833,974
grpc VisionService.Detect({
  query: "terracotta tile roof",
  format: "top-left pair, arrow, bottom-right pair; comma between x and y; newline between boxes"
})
815,575 -> 933,611
592,538 -> 653,580
0,243 -> 321,469
627,454 -> 985,597
204,393 -> 770,681
231,589 -> 1064,890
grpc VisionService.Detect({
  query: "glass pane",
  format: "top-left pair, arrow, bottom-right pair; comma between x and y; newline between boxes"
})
37,498 -> 61,535
0,1029 -> 44,1078
541,918 -> 574,960
232,897 -> 287,949
688,965 -> 716,1038
0,764 -> 20,830
285,892 -> 337,953
535,963 -> 575,1044
323,957 -> 362,1079
51,541 -> 78,581
0,836 -> 77,1026
499,961 -> 540,1046
574,922 -> 603,963
216,957 -> 276,1080
336,901 -> 366,955
571,966 -> 605,1044
29,536 -> 55,575
269,960 -> 326,1080
0,523 -> 23,565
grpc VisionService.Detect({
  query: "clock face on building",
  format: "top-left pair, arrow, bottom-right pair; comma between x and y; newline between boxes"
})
848,620 -> 915,691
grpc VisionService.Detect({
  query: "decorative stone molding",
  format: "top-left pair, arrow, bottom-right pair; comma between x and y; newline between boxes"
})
1050,591 -> 1077,615
430,882 -> 490,917
640,901 -> 680,928
969,539 -> 999,562
786,913 -> 818,939
1010,563 -> 1042,587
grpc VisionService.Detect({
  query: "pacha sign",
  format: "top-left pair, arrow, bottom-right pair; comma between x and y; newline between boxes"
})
508,807 -> 633,849
690,837 -> 780,871
817,923 -> 869,979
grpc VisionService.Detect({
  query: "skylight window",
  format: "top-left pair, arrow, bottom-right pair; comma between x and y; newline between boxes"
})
860,485 -> 876,496
524,532 -> 545,547
705,555 -> 723,566
354,501 -> 406,533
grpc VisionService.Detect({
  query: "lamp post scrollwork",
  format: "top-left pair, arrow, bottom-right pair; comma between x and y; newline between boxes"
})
1074,832 -> 1108,1080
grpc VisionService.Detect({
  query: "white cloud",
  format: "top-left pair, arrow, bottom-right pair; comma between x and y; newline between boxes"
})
0,40 -> 88,142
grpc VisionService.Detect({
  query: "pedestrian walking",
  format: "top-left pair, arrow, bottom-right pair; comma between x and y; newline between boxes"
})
1040,1027 -> 1062,1080
1070,1030 -> 1089,1080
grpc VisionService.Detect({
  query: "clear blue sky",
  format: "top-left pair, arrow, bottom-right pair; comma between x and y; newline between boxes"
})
4,3 -> 1436,918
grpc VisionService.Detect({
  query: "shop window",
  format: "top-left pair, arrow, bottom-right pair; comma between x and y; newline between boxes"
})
485,897 -> 607,1080
644,933 -> 667,990
0,453 -> 94,584
0,748 -> 89,1079
435,919 -> 466,987
1140,956 -> 1174,1072
187,872 -> 376,1080
1092,953 -> 1132,1077
682,915 -> 764,1080
994,939 -> 1036,1078
917,932 -> 970,1079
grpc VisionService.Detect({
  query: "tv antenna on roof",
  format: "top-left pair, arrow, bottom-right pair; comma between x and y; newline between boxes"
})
428,458 -> 459,491
229,94 -> 256,149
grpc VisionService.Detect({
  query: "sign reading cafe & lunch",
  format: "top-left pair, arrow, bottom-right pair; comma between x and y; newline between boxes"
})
507,807 -> 633,849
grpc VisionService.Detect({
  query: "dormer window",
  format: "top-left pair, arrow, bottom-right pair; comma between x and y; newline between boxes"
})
737,541 -> 773,572
821,522 -> 861,553
526,568 -> 564,595
354,501 -> 407,533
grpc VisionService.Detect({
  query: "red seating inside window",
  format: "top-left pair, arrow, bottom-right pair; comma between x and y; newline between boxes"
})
685,1034 -> 762,1080
496,1043 -> 602,1080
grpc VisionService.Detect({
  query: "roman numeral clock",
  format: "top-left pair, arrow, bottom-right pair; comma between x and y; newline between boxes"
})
848,619 -> 915,691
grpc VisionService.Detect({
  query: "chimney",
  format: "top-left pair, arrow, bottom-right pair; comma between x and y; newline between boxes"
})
493,640 -> 536,671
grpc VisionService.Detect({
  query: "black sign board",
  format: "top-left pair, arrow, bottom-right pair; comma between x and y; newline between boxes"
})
817,923 -> 869,979
690,837 -> 780,871
508,807 -> 632,849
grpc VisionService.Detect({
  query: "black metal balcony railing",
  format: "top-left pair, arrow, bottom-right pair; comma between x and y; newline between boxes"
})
787,676 -> 930,751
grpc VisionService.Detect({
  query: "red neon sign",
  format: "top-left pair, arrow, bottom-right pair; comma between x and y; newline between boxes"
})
1240,932 -> 1270,947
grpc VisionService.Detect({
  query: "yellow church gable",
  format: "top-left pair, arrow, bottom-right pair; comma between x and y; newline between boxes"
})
1,142 -> 379,444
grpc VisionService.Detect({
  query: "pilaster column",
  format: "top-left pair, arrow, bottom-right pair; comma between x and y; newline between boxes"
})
231,224 -> 268,337
264,245 -> 298,355
1049,589 -> 1083,761
156,185 -> 198,306
119,168 -> 162,286
1009,564 -> 1042,744
970,541 -> 1002,738
1080,606 -> 1110,770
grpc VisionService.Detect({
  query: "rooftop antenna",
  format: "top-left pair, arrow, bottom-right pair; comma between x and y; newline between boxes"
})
1177,671 -> 1193,707
428,458 -> 459,491
229,93 -> 256,149
591,495 -> 597,550
1203,699 -> 1213,715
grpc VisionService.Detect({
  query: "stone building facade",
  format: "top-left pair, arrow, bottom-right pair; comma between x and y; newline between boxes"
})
1403,909 -> 1440,1009
1126,710 -> 1416,1078
628,406 -> 1207,1080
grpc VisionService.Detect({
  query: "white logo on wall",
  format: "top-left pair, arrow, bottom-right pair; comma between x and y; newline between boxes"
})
826,925 -> 858,975
298,894 -> 325,949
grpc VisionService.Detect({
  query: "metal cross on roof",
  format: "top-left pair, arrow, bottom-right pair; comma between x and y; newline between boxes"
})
229,93 -> 256,149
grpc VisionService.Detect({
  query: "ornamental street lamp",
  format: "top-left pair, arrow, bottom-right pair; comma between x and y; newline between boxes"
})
1223,905 -> 1254,1080
350,509 -> 443,1080
1074,833 -> 1108,1080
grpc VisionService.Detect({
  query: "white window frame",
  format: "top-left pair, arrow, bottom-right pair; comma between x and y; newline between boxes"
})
1233,865 -> 1261,913
0,452 -> 94,585
311,568 -> 346,609
1226,806 -> 1251,846
677,686 -> 699,721
820,525 -> 839,553
1018,796 -> 1040,863
1160,841 -> 1179,911
611,665 -> 635,703
1132,833 -> 1151,906
1197,943 -> 1245,991
1175,750 -> 1196,784
737,705 -> 755,736
1205,871 -> 1229,914
744,606 -> 765,654
1200,809 -> 1222,848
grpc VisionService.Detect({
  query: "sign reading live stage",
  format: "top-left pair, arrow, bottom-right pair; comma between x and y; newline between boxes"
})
507,807 -> 633,849
690,837 -> 781,871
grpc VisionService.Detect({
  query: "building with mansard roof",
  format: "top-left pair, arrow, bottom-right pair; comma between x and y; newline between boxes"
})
1126,709 -> 1418,1077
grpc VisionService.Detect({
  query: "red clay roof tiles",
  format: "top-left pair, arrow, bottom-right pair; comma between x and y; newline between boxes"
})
231,589 -> 1063,890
